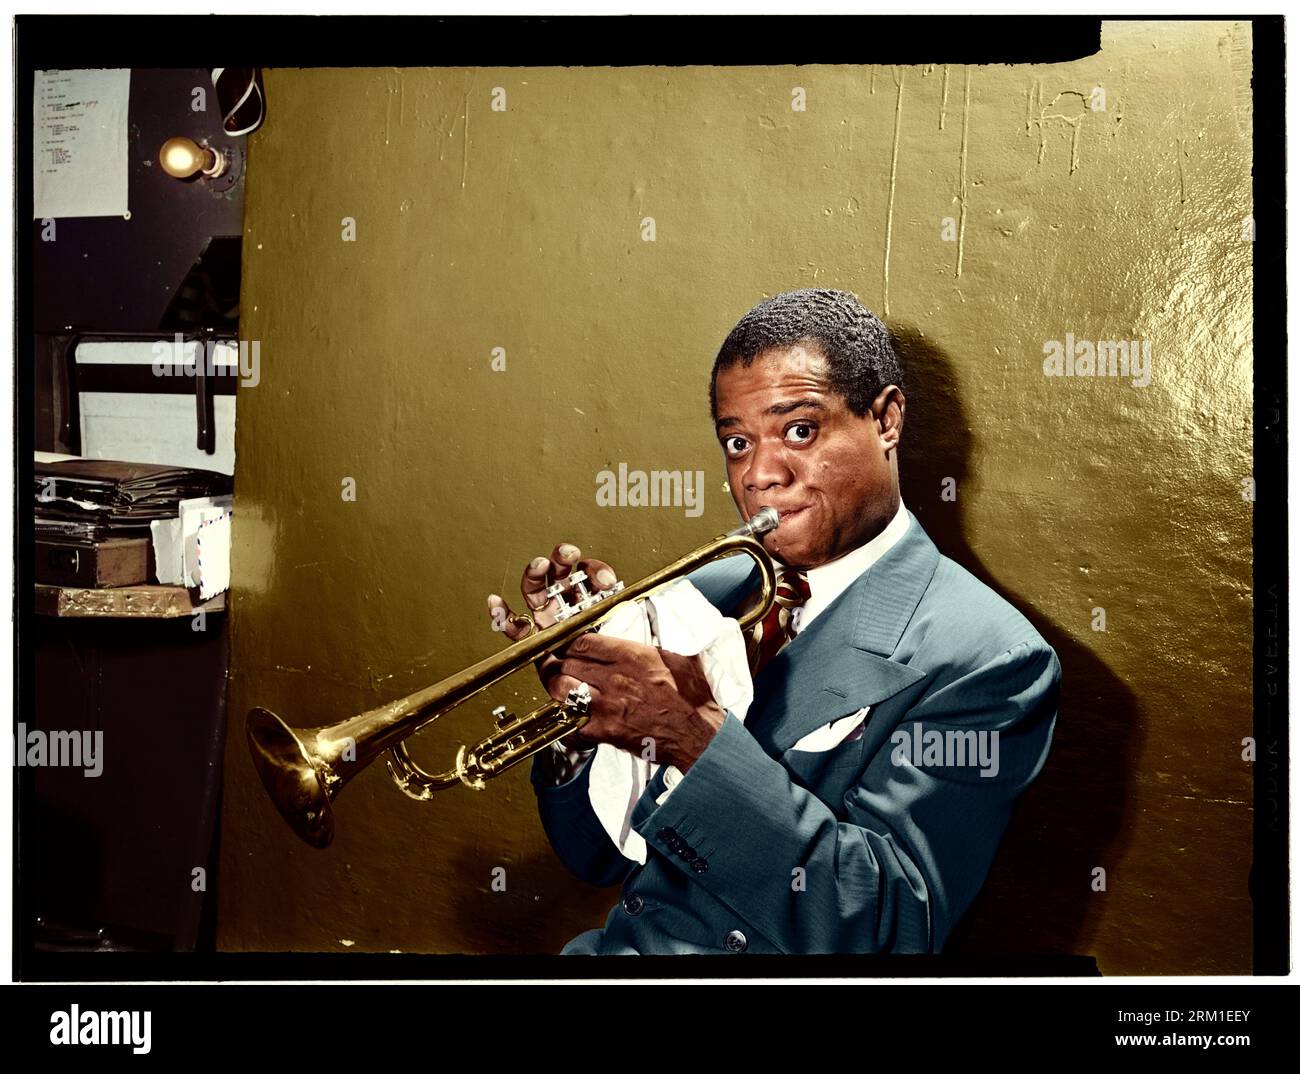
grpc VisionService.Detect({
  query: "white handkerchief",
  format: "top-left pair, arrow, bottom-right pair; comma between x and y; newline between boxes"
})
586,578 -> 752,864
789,707 -> 870,751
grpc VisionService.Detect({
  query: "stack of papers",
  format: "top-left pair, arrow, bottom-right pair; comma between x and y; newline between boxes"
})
35,456 -> 233,541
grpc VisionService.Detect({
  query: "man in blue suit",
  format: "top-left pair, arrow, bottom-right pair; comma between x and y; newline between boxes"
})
488,289 -> 1059,955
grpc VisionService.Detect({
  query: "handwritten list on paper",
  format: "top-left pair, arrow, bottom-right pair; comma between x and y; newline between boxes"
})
33,69 -> 131,219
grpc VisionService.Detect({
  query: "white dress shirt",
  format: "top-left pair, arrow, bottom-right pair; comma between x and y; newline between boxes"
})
789,498 -> 910,636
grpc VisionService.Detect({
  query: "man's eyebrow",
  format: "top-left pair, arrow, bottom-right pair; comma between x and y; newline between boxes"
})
715,398 -> 827,431
767,398 -> 827,416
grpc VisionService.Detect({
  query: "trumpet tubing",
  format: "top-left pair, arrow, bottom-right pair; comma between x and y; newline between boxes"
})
246,507 -> 779,848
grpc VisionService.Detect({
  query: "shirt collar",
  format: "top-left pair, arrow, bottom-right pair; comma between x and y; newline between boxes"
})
788,499 -> 910,633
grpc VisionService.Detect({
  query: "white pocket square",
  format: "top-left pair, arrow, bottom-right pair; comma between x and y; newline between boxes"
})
790,707 -> 871,751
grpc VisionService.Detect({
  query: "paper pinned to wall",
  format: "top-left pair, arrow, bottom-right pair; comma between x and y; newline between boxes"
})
33,68 -> 131,219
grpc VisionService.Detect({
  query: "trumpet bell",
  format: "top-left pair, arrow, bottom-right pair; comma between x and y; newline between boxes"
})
247,706 -> 336,849
246,507 -> 780,846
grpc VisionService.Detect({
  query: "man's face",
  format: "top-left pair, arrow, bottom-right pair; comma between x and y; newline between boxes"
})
713,344 -> 902,570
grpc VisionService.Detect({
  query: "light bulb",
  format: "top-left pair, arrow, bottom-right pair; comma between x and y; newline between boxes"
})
159,137 -> 226,180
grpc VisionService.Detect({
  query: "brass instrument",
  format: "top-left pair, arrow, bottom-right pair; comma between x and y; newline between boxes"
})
246,507 -> 779,848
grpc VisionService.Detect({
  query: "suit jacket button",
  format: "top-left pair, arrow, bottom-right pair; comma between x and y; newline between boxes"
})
691,858 -> 708,874
622,893 -> 645,916
724,930 -> 747,952
657,827 -> 676,843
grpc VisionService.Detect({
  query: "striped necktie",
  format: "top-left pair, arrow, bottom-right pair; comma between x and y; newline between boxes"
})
746,567 -> 812,677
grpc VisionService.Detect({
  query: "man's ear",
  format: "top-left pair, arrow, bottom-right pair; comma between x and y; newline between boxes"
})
872,385 -> 905,451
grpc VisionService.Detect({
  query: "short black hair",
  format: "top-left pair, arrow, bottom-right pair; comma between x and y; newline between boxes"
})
710,289 -> 904,419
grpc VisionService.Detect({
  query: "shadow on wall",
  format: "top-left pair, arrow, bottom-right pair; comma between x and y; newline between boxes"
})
890,324 -> 1141,960
439,839 -> 611,955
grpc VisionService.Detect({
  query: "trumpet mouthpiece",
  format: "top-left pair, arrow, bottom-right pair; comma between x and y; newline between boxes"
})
732,506 -> 779,539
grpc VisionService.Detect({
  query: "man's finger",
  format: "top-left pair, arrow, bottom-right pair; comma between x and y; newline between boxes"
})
550,543 -> 583,580
577,558 -> 619,592
560,631 -> 633,662
520,542 -> 581,609
544,673 -> 603,749
553,655 -> 614,694
546,669 -> 599,704
534,651 -> 562,678
540,543 -> 584,612
521,555 -> 556,611
487,594 -> 533,641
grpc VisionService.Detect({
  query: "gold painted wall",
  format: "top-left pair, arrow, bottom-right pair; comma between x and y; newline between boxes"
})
219,20 -> 1255,973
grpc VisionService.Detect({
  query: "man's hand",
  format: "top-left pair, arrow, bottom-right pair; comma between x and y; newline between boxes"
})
486,541 -> 622,750
543,633 -> 726,772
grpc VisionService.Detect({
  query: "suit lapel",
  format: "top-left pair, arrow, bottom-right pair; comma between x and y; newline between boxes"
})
750,621 -> 925,754
696,511 -> 940,754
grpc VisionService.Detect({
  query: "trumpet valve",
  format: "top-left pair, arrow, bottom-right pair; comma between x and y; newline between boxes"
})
546,570 -> 626,622
492,705 -> 516,729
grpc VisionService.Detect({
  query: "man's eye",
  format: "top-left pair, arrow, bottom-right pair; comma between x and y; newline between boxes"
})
785,422 -> 817,445
723,436 -> 749,457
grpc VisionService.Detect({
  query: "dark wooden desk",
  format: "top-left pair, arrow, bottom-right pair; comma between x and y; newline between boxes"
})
27,584 -> 229,953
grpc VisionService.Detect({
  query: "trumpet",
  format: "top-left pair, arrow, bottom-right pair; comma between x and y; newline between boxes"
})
246,507 -> 779,848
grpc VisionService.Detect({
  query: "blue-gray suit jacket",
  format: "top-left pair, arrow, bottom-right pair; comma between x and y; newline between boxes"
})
531,511 -> 1059,954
